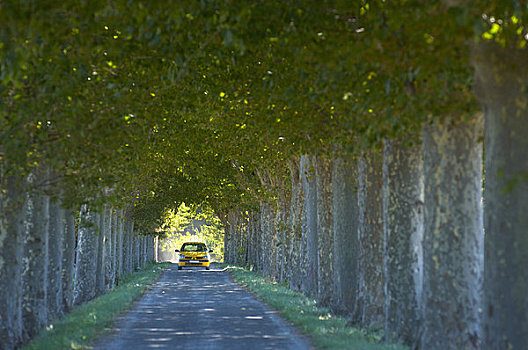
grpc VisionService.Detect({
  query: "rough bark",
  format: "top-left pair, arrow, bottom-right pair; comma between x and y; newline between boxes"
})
332,157 -> 359,315
421,116 -> 484,349
252,212 -> 262,271
123,219 -> 132,275
315,155 -> 333,307
382,140 -> 424,346
0,176 -> 25,349
116,210 -> 124,279
154,235 -> 159,263
47,196 -> 64,319
226,211 -> 236,264
246,212 -> 256,269
473,42 -> 528,350
300,155 -> 318,297
276,196 -> 288,283
223,218 -> 230,263
110,209 -> 117,287
357,151 -> 385,327
73,205 -> 98,305
147,235 -> 155,262
133,232 -> 139,270
142,235 -> 148,265
62,210 -> 76,313
129,221 -> 135,272
259,203 -> 274,278
288,158 -> 304,292
22,176 -> 50,339
95,211 -> 105,296
103,206 -> 113,290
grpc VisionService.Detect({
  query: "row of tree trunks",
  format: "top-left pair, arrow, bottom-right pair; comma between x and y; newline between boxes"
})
224,120 -> 492,350
0,175 -> 156,349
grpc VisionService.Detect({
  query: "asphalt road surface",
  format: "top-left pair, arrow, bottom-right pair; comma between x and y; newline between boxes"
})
92,264 -> 312,350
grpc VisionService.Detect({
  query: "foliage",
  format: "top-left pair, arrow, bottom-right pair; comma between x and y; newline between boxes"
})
1,0 -> 528,227
223,264 -> 407,350
158,203 -> 225,261
21,262 -> 170,350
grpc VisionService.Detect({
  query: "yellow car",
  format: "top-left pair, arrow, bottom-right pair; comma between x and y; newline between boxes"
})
176,242 -> 212,270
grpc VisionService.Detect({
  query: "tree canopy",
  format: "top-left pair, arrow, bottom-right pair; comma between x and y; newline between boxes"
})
1,0 -> 527,228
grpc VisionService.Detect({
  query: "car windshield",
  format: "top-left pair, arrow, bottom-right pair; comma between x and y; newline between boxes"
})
181,243 -> 207,252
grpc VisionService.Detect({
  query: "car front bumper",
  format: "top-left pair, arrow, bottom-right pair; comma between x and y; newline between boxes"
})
178,259 -> 210,267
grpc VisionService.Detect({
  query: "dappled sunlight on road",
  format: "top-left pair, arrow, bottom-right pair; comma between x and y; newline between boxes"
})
92,265 -> 310,350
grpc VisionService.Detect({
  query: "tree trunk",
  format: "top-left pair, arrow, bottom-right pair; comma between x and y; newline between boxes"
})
473,42 -> 528,350
154,235 -> 159,263
277,196 -> 288,283
0,176 -> 25,349
288,158 -> 304,292
332,157 -> 359,315
95,211 -> 105,296
421,116 -> 484,349
382,140 -> 424,347
133,232 -> 139,270
129,221 -> 135,273
116,210 -> 124,279
143,235 -> 148,266
357,151 -> 385,327
315,155 -> 333,307
62,210 -> 76,313
300,155 -> 318,297
73,205 -> 98,305
123,219 -> 132,275
252,212 -> 262,271
47,196 -> 64,319
110,209 -> 117,287
259,203 -> 274,278
246,212 -> 256,269
103,206 -> 113,290
22,175 -> 50,339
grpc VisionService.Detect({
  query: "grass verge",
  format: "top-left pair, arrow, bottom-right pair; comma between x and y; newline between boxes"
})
219,263 -> 408,350
22,261 -> 171,350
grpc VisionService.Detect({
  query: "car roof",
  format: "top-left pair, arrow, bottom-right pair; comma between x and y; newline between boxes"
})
182,242 -> 206,245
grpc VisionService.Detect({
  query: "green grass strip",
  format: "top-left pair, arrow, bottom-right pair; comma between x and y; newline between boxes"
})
220,263 -> 408,350
22,262 -> 171,350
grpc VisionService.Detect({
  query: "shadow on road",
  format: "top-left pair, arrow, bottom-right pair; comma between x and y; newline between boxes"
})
92,264 -> 310,350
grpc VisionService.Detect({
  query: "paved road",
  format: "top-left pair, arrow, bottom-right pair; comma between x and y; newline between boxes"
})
92,264 -> 312,350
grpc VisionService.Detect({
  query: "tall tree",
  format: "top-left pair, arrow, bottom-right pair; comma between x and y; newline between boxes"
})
22,174 -> 50,338
315,155 -> 334,307
357,151 -> 385,327
73,206 -> 98,305
0,176 -> 25,348
300,155 -> 318,297
332,157 -> 359,315
474,41 -> 528,349
383,140 -> 424,346
421,116 -> 484,349
62,210 -> 76,312
47,196 -> 65,319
